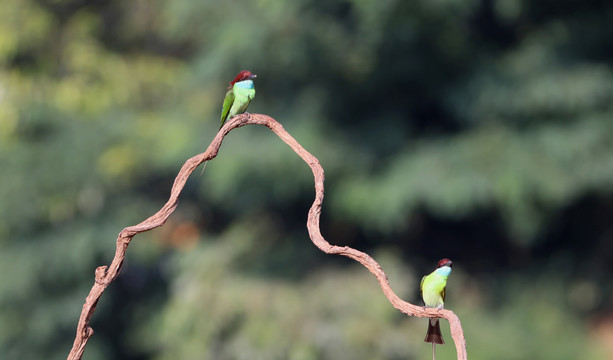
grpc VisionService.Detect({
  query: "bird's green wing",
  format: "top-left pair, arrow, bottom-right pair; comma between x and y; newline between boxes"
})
420,275 -> 426,305
220,89 -> 235,127
441,286 -> 446,302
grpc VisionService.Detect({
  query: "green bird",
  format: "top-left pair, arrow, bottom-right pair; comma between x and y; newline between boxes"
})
420,258 -> 453,360
220,70 -> 257,128
200,70 -> 257,175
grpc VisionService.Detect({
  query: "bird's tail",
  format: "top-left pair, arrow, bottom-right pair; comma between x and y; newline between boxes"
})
199,160 -> 208,176
424,318 -> 444,345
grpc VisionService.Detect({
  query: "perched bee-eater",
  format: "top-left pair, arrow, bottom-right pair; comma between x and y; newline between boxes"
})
420,258 -> 453,359
220,70 -> 257,128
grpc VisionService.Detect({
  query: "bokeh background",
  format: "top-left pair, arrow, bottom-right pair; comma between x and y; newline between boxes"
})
1,0 -> 613,359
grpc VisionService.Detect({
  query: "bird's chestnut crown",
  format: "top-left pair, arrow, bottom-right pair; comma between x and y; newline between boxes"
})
437,258 -> 453,268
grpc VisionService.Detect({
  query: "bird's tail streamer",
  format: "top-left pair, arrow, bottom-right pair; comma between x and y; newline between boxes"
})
199,160 -> 208,176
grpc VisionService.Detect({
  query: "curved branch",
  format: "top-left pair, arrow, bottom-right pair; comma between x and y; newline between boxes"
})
68,114 -> 467,360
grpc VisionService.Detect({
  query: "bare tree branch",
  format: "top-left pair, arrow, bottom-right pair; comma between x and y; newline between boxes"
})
68,113 -> 467,360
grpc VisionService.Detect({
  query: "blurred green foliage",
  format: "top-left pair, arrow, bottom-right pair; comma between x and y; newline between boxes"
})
1,0 -> 612,359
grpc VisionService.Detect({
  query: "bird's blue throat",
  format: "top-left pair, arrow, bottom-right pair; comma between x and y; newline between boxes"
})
434,266 -> 452,277
235,80 -> 254,89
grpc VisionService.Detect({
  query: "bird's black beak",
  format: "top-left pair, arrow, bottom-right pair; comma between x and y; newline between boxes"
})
249,74 -> 257,80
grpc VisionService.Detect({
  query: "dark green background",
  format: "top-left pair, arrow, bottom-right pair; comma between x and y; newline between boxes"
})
1,0 -> 612,358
